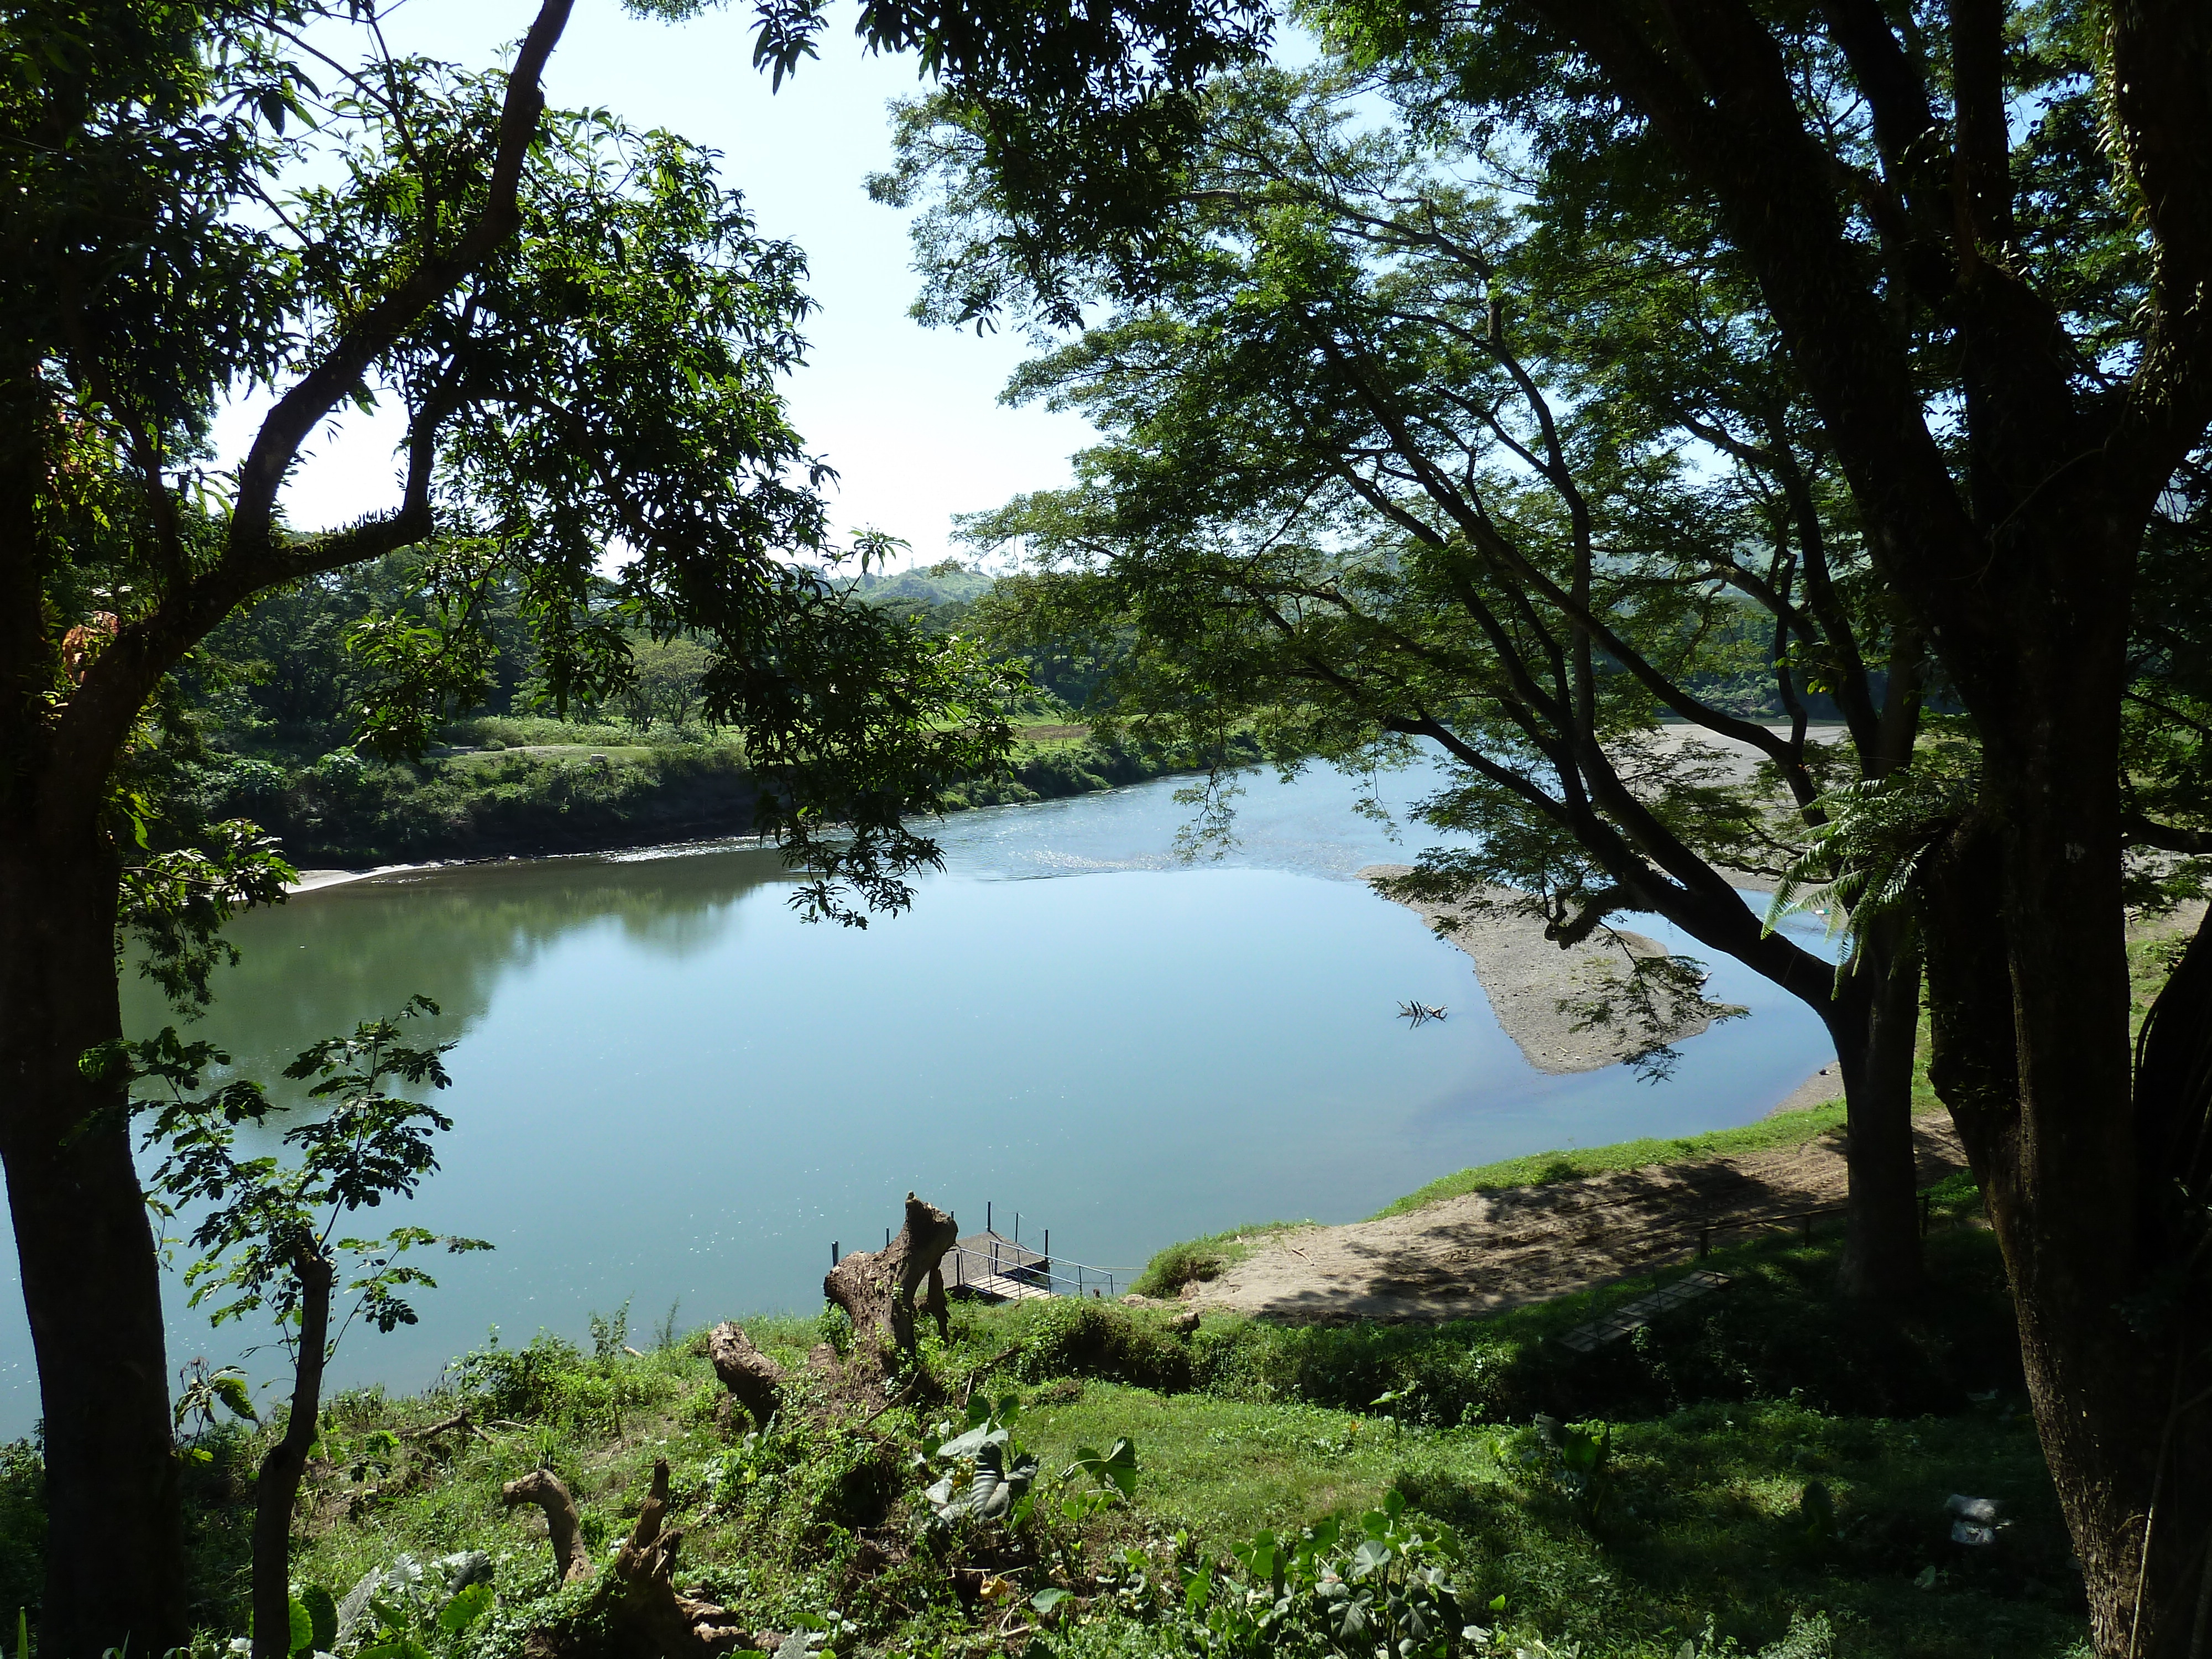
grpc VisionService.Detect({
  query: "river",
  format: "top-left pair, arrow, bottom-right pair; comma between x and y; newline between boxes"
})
0,758 -> 1837,1436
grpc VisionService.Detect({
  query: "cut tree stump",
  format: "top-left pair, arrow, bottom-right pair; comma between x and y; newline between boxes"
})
605,1458 -> 751,1658
706,1322 -> 786,1428
824,1191 -> 958,1355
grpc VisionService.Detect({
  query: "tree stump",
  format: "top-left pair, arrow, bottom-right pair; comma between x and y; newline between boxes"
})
510,1460 -> 757,1659
706,1322 -> 786,1429
609,1459 -> 751,1658
823,1191 -> 958,1355
502,1469 -> 592,1583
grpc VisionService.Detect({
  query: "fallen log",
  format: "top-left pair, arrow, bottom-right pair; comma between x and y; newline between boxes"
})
706,1322 -> 786,1429
824,1192 -> 958,1356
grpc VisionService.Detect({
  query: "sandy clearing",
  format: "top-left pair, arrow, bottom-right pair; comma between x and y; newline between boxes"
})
1181,1113 -> 1965,1324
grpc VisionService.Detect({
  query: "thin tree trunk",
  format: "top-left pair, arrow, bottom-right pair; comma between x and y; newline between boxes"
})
1827,928 -> 1925,1300
0,840 -> 185,1657
251,1247 -> 335,1659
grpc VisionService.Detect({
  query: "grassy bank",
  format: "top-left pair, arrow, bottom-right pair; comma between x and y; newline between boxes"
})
159,719 -> 1239,867
0,1176 -> 2080,1659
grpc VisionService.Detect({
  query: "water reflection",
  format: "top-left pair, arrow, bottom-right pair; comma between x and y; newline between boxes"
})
0,763 -> 1837,1436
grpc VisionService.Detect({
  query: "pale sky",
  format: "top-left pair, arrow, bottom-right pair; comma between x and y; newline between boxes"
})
209,0 -> 1097,568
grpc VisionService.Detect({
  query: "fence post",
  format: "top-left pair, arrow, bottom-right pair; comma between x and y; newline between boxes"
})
833,1240 -> 839,1265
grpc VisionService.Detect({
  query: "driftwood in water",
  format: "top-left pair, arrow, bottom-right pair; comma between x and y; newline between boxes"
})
502,1469 -> 593,1583
823,1191 -> 958,1354
510,1460 -> 757,1659
706,1322 -> 786,1428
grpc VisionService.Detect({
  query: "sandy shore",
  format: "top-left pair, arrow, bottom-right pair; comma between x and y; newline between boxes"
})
1359,864 -> 1728,1074
1179,1113 -> 1965,1324
287,865 -> 411,894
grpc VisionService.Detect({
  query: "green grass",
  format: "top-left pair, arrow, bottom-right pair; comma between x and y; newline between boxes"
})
0,1192 -> 2084,1659
1127,1223 -> 1309,1298
1372,1104 -> 1856,1218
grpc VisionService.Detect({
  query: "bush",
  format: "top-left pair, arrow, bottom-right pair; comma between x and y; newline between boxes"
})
1007,1300 -> 1197,1391
440,1329 -> 583,1421
1130,1239 -> 1232,1299
0,1438 -> 45,1622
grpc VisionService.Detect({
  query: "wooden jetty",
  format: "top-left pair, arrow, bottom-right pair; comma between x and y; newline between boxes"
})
945,1229 -> 1052,1303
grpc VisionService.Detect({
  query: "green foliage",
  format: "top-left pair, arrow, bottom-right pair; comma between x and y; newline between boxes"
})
118,821 -> 298,1015
1008,1298 -> 1199,1392
925,1395 -> 1042,1522
1498,1417 -> 1615,1531
440,1329 -> 584,1423
296,1584 -> 339,1654
1131,1228 -> 1298,1300
173,1358 -> 259,1459
346,1553 -> 495,1659
28,1258 -> 2075,1659
1764,735 -> 1983,989
1182,1491 -> 1480,1659
134,998 -> 488,1342
0,1447 -> 43,1640
906,61 -> 1881,1068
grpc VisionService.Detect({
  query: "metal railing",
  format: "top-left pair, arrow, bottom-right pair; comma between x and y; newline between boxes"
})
943,1238 -> 1139,1301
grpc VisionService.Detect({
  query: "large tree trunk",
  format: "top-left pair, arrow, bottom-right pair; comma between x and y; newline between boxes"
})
1825,927 -> 1925,1300
1922,663 -> 2211,1656
0,837 -> 185,1656
2124,905 -> 2212,1656
251,1248 -> 334,1659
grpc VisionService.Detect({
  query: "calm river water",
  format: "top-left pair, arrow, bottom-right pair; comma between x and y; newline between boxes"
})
0,759 -> 1837,1435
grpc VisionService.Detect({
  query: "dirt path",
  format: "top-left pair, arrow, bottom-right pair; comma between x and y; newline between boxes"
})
1180,1114 -> 1966,1324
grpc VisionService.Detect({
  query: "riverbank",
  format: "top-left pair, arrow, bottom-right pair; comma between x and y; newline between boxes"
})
174,722 -> 1243,868
0,1165 -> 2081,1659
1156,1105 -> 1964,1324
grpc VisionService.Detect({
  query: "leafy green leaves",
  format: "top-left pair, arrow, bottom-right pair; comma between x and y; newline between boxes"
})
1184,1493 -> 1478,1659
118,821 -> 297,1015
926,1395 -> 1040,1522
135,998 -> 486,1347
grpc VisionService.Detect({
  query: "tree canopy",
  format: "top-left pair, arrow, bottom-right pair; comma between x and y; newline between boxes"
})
883,1 -> 2212,1649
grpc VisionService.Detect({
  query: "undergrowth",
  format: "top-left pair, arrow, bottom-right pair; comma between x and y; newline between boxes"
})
0,1176 -> 2085,1658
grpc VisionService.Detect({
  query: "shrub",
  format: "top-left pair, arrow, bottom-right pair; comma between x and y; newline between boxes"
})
1131,1240 -> 1232,1300
440,1329 -> 583,1421
1009,1300 -> 1196,1391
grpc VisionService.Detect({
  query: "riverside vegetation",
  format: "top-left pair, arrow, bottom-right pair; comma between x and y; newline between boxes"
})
0,1165 -> 2080,1659
156,712 -> 1212,868
152,560 -> 1203,867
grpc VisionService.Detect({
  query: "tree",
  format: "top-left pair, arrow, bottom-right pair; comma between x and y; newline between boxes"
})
131,1000 -> 485,1659
622,635 -> 714,731
890,0 -> 2212,1646
1,3 -> 1027,1647
910,65 -> 1935,1295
